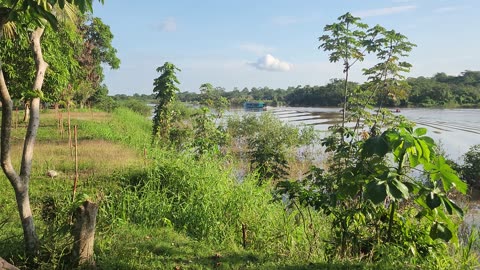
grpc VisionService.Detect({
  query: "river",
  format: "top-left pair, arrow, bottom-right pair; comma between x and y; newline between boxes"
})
264,107 -> 480,162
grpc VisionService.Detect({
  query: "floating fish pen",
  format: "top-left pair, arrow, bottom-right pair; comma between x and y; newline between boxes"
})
243,101 -> 265,110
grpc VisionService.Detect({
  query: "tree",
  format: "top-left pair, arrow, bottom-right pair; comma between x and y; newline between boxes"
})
0,16 -> 82,108
319,12 -> 368,139
280,13 -> 467,259
152,62 -> 181,142
0,0 -> 102,259
460,144 -> 480,188
199,83 -> 230,118
76,15 -> 120,108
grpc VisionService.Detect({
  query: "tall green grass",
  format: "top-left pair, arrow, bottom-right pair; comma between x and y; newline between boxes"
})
77,107 -> 152,150
102,151 -> 327,261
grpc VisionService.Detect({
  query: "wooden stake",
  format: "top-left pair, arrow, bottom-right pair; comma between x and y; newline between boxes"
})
59,112 -> 64,138
242,223 -> 247,249
72,125 -> 79,202
14,107 -> 18,130
68,105 -> 72,155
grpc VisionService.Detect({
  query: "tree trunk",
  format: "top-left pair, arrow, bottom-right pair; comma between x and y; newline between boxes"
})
0,257 -> 19,270
0,26 -> 47,260
23,102 -> 30,122
72,201 -> 98,269
14,186 -> 39,258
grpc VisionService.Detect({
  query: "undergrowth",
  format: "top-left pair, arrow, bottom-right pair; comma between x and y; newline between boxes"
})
0,108 -> 478,269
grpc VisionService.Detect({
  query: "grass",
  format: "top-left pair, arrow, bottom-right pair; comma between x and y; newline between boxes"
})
0,107 -> 478,269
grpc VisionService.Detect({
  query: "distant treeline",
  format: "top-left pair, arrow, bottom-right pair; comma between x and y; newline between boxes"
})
175,71 -> 480,108
116,71 -> 480,108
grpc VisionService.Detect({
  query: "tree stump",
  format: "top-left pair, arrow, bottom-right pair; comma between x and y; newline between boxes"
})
72,200 -> 98,269
0,257 -> 19,270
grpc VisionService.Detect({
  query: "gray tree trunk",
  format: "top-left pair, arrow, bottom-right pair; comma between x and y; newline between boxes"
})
0,26 -> 47,259
0,257 -> 19,270
72,200 -> 98,269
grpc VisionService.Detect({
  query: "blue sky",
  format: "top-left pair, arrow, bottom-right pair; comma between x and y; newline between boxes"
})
92,0 -> 480,95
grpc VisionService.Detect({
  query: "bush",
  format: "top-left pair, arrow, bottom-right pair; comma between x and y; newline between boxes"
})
227,113 -> 317,184
117,98 -> 152,116
461,144 -> 480,188
94,96 -> 118,112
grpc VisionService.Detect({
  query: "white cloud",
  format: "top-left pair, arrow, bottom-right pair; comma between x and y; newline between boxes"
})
353,5 -> 416,18
239,43 -> 274,56
249,54 -> 291,72
158,17 -> 177,32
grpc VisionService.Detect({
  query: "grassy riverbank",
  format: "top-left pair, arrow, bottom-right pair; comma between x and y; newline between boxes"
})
0,108 -> 477,269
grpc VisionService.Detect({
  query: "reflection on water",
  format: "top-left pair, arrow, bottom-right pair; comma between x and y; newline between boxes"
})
265,107 -> 480,162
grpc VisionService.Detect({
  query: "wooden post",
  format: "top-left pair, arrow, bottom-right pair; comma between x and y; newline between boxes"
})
242,223 -> 247,249
59,112 -> 64,138
72,200 -> 98,268
68,104 -> 72,155
14,107 -> 18,129
72,125 -> 79,202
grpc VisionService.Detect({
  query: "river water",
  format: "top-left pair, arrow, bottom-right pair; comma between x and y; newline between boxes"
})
263,107 -> 480,162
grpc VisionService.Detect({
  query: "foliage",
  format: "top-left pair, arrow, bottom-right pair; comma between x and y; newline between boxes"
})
116,98 -> 151,116
459,144 -> 480,188
177,70 -> 480,108
190,107 -> 227,157
75,15 -> 120,108
277,12 -> 469,264
0,109 -> 475,269
227,113 -> 317,184
199,83 -> 230,118
151,62 -> 181,142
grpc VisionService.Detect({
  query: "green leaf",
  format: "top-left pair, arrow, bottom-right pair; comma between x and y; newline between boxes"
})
441,196 -> 464,216
389,179 -> 409,200
365,180 -> 387,204
413,127 -> 427,137
437,158 -> 467,194
426,192 -> 441,209
418,139 -> 431,162
363,136 -> 389,157
430,222 -> 453,242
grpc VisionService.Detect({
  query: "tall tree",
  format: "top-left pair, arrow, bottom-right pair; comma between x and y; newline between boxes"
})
319,12 -> 368,140
152,62 -> 181,142
76,15 -> 119,108
0,0 -> 102,259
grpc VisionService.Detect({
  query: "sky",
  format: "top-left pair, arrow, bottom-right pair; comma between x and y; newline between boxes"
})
92,0 -> 480,95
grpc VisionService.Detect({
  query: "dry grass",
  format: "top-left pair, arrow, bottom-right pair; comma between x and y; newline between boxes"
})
41,110 -> 111,122
10,139 -> 144,180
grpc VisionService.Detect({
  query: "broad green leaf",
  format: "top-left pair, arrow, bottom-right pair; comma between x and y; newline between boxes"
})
413,127 -> 427,137
437,159 -> 467,194
391,179 -> 409,199
430,222 -> 453,242
426,192 -> 441,209
363,136 -> 389,157
441,196 -> 464,216
418,139 -> 431,162
365,180 -> 387,204
421,136 -> 435,147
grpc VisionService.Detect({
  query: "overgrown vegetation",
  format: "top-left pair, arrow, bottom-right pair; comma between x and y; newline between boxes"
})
0,4 -> 479,270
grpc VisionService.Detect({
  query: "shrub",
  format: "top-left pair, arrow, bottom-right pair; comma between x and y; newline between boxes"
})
117,98 -> 152,116
461,144 -> 480,188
